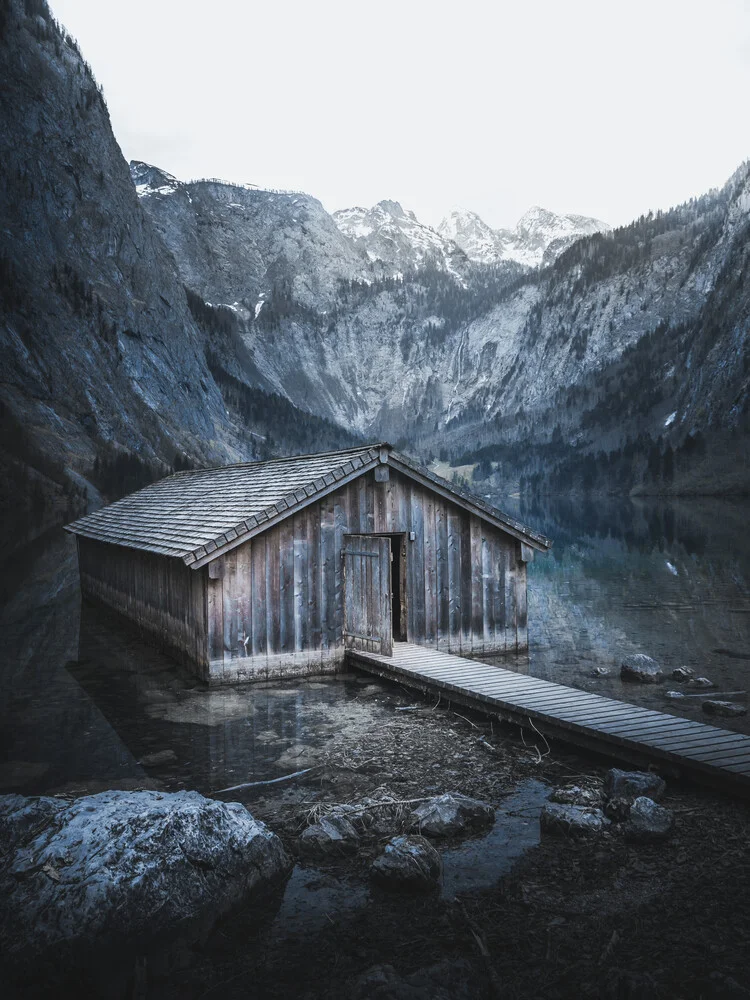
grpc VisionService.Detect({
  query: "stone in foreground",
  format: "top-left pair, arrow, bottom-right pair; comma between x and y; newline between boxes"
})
549,783 -> 603,807
0,790 -> 290,980
620,653 -> 663,684
702,700 -> 747,718
409,792 -> 494,837
624,796 -> 675,841
540,802 -> 610,837
370,835 -> 441,890
298,813 -> 360,857
604,768 -> 666,803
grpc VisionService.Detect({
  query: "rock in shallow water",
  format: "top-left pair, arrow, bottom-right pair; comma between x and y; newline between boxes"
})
370,835 -> 441,890
604,768 -> 666,803
671,666 -> 695,682
624,796 -> 675,841
298,813 -> 360,857
0,790 -> 290,978
409,792 -> 494,837
702,700 -> 747,717
540,802 -> 610,837
620,653 -> 663,684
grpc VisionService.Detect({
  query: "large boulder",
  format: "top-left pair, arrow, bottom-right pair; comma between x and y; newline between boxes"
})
620,654 -> 663,684
624,796 -> 675,841
409,792 -> 494,837
540,803 -> 610,837
604,768 -> 666,803
0,790 -> 290,984
298,813 -> 360,858
370,835 -> 441,891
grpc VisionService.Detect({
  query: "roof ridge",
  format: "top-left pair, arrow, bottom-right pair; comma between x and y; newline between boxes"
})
161,442 -> 390,480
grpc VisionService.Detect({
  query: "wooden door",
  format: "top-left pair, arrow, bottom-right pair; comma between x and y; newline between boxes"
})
343,534 -> 392,656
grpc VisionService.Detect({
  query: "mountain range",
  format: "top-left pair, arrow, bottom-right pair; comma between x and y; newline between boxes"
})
1,0 -> 748,547
438,205 -> 611,267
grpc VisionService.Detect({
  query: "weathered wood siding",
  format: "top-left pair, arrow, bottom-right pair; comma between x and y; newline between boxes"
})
77,537 -> 208,678
207,468 -> 527,683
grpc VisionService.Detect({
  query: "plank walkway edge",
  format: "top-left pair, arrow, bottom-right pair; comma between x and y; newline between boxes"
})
346,642 -> 750,797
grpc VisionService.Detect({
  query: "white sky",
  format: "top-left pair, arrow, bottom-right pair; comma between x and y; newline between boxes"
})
50,0 -> 750,230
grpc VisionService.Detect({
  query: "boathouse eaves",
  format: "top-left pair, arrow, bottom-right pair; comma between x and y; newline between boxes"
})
65,443 -> 552,568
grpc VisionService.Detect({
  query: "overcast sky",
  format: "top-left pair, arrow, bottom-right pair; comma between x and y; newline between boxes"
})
50,0 -> 750,230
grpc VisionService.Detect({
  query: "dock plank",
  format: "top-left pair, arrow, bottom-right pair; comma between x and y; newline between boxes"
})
347,641 -> 750,794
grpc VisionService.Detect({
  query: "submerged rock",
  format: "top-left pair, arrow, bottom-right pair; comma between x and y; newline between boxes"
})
298,813 -> 360,857
671,666 -> 695,682
540,802 -> 610,837
370,835 -> 441,890
604,768 -> 666,803
624,796 -> 675,841
0,790 -> 290,979
702,700 -> 747,718
665,690 -> 685,699
620,654 -> 663,684
688,677 -> 715,689
409,792 -> 494,837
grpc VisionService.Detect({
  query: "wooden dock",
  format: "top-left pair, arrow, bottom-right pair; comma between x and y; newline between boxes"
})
348,642 -> 750,793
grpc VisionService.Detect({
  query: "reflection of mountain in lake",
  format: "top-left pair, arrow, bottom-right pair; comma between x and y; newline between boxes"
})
494,495 -> 750,733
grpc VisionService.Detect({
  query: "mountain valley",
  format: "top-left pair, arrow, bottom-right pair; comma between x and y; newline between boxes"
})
1,0 -> 748,549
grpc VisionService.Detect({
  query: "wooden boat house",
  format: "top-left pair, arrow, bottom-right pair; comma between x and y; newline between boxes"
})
65,444 -> 551,683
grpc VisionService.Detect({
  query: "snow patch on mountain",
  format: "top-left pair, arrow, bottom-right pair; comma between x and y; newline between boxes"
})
439,204 -> 611,267
333,201 -> 468,276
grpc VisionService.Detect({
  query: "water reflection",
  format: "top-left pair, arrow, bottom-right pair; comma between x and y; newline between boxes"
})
490,494 -> 750,732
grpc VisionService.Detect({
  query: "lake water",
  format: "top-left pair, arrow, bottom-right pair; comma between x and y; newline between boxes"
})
505,494 -> 750,733
2,496 -> 749,799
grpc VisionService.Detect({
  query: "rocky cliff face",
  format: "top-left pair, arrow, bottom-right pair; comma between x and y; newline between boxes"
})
0,5 -> 235,481
332,200 -> 468,276
0,1 -> 355,539
130,161 -> 373,312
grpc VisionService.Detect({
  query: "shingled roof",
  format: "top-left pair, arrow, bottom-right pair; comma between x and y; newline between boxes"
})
65,443 -> 551,567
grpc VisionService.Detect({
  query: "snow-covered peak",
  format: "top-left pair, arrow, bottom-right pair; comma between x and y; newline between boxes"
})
333,201 -> 467,275
438,203 -> 611,267
437,208 -> 513,265
516,205 -> 610,245
130,160 -> 180,198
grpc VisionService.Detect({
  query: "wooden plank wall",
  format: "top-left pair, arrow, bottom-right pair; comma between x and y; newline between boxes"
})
208,468 -> 527,683
77,538 -> 209,678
